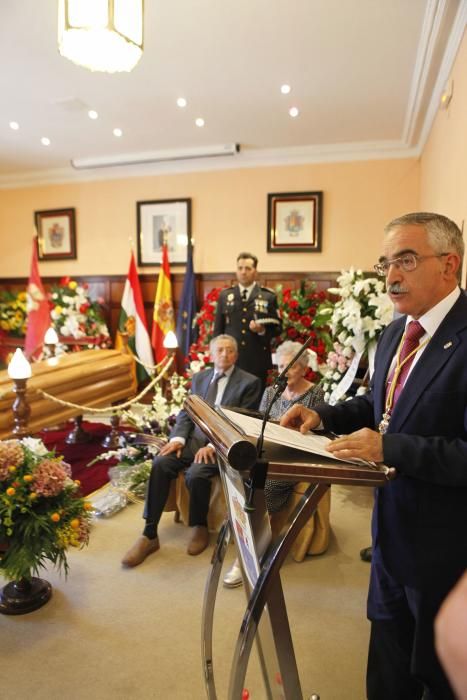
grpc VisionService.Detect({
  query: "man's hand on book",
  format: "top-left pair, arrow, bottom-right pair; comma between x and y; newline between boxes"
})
326,428 -> 383,463
280,405 -> 321,433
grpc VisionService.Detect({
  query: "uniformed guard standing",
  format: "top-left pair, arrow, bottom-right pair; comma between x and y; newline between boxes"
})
213,252 -> 282,393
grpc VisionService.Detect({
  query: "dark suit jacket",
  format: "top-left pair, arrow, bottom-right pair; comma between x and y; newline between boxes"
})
316,292 -> 467,590
213,283 -> 281,384
170,365 -> 261,452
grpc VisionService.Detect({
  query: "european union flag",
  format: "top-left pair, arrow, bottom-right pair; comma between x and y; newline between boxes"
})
176,244 -> 197,358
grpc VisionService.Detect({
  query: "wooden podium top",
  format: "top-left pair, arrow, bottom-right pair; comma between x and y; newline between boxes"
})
185,395 -> 395,487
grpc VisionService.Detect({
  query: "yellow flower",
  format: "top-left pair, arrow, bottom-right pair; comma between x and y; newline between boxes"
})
68,281 -> 78,290
23,474 -> 33,482
6,487 -> 16,496
8,466 -> 16,473
51,512 -> 61,522
0,320 -> 9,330
70,518 -> 80,529
29,492 -> 37,500
54,305 -> 63,315
84,502 -> 93,511
18,292 -> 27,302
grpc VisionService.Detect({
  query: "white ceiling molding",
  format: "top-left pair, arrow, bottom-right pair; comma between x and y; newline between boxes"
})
417,0 -> 467,152
0,141 -> 420,190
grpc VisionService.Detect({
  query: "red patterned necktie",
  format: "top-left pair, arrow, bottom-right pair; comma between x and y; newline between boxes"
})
386,320 -> 425,407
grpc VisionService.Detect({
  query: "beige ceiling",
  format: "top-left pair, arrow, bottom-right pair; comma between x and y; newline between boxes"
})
0,0 -> 465,187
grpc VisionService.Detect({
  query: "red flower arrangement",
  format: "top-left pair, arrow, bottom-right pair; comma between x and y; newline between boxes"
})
271,281 -> 331,382
187,282 -> 331,384
187,287 -> 225,373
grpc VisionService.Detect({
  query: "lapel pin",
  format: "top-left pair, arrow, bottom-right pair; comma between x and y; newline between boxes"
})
443,341 -> 453,349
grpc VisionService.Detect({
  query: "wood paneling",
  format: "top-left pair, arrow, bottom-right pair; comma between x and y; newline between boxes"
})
0,271 -> 340,340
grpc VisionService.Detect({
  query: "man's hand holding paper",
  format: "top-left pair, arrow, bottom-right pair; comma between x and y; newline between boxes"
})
280,406 -> 384,463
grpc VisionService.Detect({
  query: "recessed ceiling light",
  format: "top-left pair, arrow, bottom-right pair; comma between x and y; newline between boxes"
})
113,128 -> 123,137
195,118 -> 205,127
41,137 -> 51,146
177,97 -> 187,108
289,107 -> 299,118
281,84 -> 291,94
9,121 -> 19,130
88,110 -> 99,120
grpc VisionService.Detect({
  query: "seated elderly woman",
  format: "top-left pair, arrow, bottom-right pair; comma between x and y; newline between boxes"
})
223,339 -> 330,588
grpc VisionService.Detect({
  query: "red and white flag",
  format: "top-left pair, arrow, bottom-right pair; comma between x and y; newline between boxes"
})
116,251 -> 154,382
24,238 -> 50,360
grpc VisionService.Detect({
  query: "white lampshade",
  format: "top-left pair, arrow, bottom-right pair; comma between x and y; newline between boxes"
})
58,0 -> 144,73
8,348 -> 32,380
163,331 -> 178,349
44,327 -> 59,345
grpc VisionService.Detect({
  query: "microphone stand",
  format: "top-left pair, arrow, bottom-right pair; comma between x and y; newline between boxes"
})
244,336 -> 314,512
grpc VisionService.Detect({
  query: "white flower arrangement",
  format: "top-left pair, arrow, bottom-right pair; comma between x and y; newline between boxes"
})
120,373 -> 189,436
317,268 -> 393,402
50,279 -> 110,342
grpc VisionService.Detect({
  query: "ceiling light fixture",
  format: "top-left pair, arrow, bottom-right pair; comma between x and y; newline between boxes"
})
289,107 -> 299,118
281,84 -> 291,94
41,137 -> 51,146
88,110 -> 99,120
9,121 -> 20,130
177,97 -> 187,108
113,128 -> 123,137
71,143 -> 240,169
195,118 -> 205,127
58,0 -> 144,73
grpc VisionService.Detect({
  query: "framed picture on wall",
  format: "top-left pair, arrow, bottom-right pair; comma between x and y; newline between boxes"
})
267,191 -> 323,253
35,208 -> 77,260
136,198 -> 191,266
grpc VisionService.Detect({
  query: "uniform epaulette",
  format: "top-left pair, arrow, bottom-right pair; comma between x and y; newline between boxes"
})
260,286 -> 276,293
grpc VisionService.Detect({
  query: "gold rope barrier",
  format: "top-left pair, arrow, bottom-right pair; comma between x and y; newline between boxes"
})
34,355 -> 174,414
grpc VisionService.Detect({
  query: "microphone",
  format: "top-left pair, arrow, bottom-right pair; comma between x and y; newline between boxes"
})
256,335 -> 314,459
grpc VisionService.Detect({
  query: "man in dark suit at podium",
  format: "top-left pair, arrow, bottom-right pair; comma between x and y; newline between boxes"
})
281,212 -> 466,700
213,252 -> 282,391
122,334 -> 261,567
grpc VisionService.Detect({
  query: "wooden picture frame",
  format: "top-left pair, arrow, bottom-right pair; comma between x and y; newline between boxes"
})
136,198 -> 191,266
35,208 -> 77,260
267,191 -> 322,253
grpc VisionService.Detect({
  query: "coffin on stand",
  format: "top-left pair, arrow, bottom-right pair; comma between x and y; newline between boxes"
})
0,349 -> 136,439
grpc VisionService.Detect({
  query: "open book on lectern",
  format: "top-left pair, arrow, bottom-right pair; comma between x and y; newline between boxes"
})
220,407 -> 378,469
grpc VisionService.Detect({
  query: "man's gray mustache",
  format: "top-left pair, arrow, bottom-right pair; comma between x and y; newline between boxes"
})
387,283 -> 408,294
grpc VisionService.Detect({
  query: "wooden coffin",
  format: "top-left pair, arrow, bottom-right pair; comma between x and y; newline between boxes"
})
0,349 -> 136,439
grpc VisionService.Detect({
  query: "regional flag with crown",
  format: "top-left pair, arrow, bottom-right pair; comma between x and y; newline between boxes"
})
24,238 -> 51,360
151,243 -> 175,362
116,251 -> 154,383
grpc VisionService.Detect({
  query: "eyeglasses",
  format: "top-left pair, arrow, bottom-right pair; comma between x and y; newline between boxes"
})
373,253 -> 448,277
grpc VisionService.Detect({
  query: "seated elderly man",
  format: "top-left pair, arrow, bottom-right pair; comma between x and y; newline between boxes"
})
122,334 -> 261,567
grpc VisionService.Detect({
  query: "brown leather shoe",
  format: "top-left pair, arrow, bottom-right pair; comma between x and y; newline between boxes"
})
121,536 -> 160,567
187,526 -> 209,555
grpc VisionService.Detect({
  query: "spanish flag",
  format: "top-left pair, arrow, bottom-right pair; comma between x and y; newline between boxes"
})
151,243 -> 175,362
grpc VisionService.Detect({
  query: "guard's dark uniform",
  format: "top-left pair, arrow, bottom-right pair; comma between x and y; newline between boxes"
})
213,283 -> 282,390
